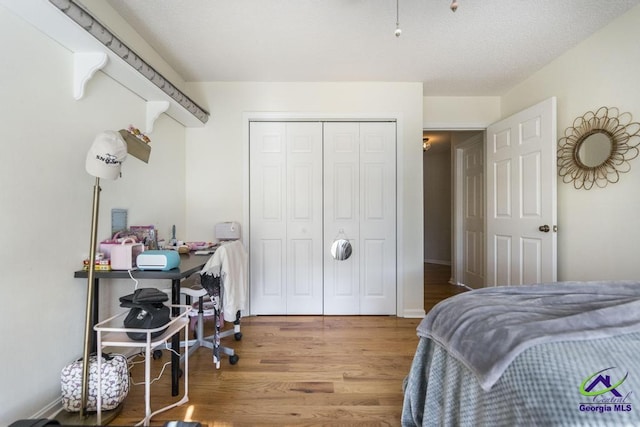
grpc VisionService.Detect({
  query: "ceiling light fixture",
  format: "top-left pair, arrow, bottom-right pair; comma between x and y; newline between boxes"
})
395,0 -> 402,37
393,1 -> 458,37
423,137 -> 431,151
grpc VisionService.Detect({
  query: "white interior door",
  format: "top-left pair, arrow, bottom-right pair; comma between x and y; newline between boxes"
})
249,122 -> 323,314
324,122 -> 396,315
461,136 -> 484,289
486,97 -> 557,286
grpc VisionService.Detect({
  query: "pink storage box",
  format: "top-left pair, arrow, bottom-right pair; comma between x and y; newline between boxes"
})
99,232 -> 138,259
110,238 -> 144,270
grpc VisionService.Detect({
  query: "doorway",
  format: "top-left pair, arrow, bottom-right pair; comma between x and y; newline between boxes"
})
423,130 -> 483,289
423,97 -> 558,291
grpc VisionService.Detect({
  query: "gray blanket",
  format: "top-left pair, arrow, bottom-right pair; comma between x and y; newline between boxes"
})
417,281 -> 640,391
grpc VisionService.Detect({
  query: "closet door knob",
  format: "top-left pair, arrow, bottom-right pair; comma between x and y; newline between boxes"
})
538,225 -> 550,232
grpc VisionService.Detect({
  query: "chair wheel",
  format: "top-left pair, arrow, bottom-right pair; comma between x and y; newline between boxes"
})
234,332 -> 243,341
152,350 -> 163,360
229,354 -> 239,365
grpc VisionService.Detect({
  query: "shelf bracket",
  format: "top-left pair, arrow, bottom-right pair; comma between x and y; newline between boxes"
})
1,0 -> 209,126
146,101 -> 170,134
73,52 -> 108,100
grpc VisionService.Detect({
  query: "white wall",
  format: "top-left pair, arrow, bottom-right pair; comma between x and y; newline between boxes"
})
183,82 -> 425,317
423,147 -> 452,264
423,96 -> 501,128
502,4 -> 640,281
0,7 -> 187,424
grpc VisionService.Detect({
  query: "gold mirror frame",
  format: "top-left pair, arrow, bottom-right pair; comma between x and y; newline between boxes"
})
558,106 -> 640,190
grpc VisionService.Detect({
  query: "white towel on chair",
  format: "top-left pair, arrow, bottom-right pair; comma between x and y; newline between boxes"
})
200,240 -> 248,320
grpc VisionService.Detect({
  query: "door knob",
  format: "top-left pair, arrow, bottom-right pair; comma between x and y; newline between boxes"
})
539,225 -> 550,232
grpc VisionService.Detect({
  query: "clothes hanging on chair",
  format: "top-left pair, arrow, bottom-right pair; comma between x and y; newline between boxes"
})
201,240 -> 248,320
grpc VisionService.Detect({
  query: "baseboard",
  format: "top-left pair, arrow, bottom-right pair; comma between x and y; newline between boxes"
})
424,259 -> 451,266
450,279 -> 474,291
402,308 -> 426,318
31,397 -> 63,420
31,347 -> 143,421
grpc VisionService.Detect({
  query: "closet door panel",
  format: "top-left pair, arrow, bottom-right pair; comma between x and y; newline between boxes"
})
259,239 -> 284,296
324,122 -> 360,315
362,238 -> 385,295
360,122 -> 396,315
249,122 -> 287,314
261,165 -> 284,219
362,163 -> 385,219
361,238 -> 392,313
289,238 -> 314,297
334,164 -> 357,220
286,122 -> 323,314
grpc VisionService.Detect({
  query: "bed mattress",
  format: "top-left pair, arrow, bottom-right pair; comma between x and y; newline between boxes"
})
402,330 -> 640,426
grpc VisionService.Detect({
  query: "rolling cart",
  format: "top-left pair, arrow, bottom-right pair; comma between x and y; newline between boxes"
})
94,305 -> 191,426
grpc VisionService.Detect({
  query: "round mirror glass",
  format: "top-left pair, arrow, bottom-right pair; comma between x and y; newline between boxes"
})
577,132 -> 612,167
331,239 -> 352,260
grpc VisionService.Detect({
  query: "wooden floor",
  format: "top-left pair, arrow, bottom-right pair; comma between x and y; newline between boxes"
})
423,263 -> 468,313
108,263 -> 465,426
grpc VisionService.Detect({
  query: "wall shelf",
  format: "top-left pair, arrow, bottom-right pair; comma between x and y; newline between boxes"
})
0,0 -> 209,131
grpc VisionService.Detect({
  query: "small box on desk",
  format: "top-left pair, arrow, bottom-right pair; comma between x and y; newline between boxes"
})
137,250 -> 180,271
111,239 -> 145,270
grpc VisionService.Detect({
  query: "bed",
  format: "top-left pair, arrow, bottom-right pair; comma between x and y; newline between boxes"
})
402,281 -> 640,426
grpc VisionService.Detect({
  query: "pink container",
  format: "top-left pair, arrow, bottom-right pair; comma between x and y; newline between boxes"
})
110,238 -> 144,270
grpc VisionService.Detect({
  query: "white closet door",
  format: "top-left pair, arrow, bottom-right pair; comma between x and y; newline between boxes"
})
323,123 -> 361,314
250,122 -> 287,314
324,122 -> 396,315
359,122 -> 396,314
249,122 -> 323,314
285,122 -> 323,314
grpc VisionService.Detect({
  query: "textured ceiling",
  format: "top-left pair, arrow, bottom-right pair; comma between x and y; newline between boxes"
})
104,0 -> 640,96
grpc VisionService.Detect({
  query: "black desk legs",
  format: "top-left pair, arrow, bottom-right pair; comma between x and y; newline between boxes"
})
91,278 -> 100,353
171,278 -> 181,396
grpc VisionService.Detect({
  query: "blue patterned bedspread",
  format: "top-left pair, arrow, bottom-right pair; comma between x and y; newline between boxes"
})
402,332 -> 640,426
417,281 -> 640,391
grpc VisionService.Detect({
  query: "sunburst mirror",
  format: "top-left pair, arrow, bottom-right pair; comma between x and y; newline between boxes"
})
557,106 -> 640,190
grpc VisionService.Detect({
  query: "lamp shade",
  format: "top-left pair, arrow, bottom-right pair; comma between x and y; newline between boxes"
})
85,131 -> 127,180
